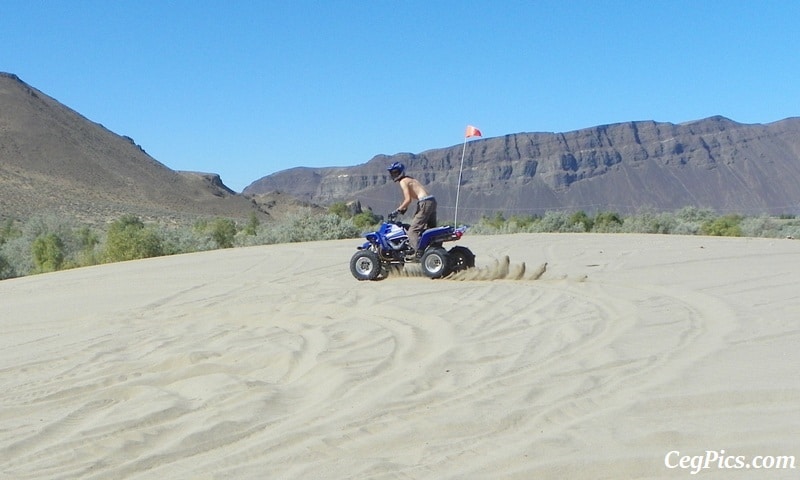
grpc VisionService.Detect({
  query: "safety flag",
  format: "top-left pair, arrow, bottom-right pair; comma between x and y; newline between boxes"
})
465,125 -> 482,138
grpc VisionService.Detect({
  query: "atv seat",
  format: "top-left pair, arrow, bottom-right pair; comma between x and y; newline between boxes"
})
423,226 -> 452,237
418,226 -> 455,250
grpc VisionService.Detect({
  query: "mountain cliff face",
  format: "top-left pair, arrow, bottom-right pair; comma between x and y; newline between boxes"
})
0,72 -> 263,224
244,116 -> 800,222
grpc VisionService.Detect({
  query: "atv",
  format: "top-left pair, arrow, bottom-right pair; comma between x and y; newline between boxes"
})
349,212 -> 475,280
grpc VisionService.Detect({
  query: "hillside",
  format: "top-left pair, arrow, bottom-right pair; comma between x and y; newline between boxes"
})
245,116 -> 800,223
0,72 -> 265,224
5,71 -> 799,227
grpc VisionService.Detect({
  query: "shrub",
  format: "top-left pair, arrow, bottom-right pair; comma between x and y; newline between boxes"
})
592,211 -> 623,232
328,202 -> 350,218
210,218 -> 237,248
72,227 -> 102,267
105,215 -> 164,262
0,235 -> 28,278
0,214 -> 92,276
0,220 -> 22,278
6,205 -> 800,282
258,210 -> 360,244
353,211 -> 381,230
327,202 -> 380,230
701,215 -> 743,237
622,210 -> 677,234
158,224 -> 214,254
569,211 -> 593,232
675,206 -> 716,223
243,212 -> 260,236
534,211 -> 581,233
509,214 -> 539,230
739,215 -> 780,238
0,219 -> 20,245
779,223 -> 800,239
31,233 -> 66,273
483,212 -> 507,230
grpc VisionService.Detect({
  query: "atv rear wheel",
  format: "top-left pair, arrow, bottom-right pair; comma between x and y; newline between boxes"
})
350,250 -> 382,281
420,247 -> 450,279
448,246 -> 475,273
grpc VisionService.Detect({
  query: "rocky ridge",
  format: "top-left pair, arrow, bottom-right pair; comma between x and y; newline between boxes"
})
245,116 -> 800,222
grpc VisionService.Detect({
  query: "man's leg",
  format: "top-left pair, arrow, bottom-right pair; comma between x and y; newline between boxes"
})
408,216 -> 425,252
409,200 -> 435,251
426,199 -> 437,228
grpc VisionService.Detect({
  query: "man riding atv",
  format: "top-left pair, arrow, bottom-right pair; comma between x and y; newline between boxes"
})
388,162 -> 437,259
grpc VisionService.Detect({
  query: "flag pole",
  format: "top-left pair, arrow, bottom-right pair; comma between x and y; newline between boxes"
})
454,133 -> 468,227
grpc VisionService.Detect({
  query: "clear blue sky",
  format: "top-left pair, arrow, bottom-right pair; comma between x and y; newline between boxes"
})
4,0 -> 799,192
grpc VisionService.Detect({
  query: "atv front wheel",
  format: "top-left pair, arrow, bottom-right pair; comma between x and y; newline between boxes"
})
420,247 -> 450,279
350,250 -> 382,281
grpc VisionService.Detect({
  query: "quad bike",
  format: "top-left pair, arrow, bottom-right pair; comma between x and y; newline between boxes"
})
349,212 -> 476,280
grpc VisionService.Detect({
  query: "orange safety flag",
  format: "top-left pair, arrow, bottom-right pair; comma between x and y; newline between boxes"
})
465,125 -> 482,138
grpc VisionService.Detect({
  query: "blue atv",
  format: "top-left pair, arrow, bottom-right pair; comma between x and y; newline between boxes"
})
349,212 -> 476,280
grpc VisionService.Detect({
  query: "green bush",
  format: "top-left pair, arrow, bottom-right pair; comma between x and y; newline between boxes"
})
105,215 -> 164,262
701,215 -> 743,236
328,202 -> 350,218
210,218 -> 237,248
71,226 -> 102,267
158,224 -> 213,255
31,233 -> 66,273
569,211 -> 594,232
353,211 -> 381,230
509,214 -> 540,230
593,211 -> 623,232
471,213 -> 542,234
622,210 -> 677,234
675,206 -> 716,223
329,202 -> 380,230
0,214 -> 96,277
259,210 -> 360,244
535,211 -> 580,232
243,212 -> 260,236
483,212 -> 507,230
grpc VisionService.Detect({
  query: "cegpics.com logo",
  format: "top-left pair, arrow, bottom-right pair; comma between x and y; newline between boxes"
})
665,450 -> 796,475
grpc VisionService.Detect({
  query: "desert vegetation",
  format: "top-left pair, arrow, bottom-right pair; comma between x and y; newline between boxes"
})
468,207 -> 800,238
1,206 -> 798,280
0,209 -> 361,280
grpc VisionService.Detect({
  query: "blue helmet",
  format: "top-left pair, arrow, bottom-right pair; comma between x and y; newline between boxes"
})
387,162 -> 406,181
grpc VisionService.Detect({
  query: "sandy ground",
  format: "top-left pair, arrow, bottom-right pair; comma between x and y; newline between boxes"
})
1,233 -> 798,479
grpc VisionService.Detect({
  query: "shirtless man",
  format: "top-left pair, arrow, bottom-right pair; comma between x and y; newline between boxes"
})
388,162 -> 437,257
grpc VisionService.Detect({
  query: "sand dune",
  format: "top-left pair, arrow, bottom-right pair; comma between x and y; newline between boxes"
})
1,233 -> 798,479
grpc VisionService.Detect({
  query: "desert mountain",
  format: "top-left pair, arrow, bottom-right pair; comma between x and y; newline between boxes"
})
5,71 -> 799,227
244,116 -> 800,223
0,72 -> 268,224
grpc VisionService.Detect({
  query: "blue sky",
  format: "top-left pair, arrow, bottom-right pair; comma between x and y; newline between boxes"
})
4,0 -> 799,192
